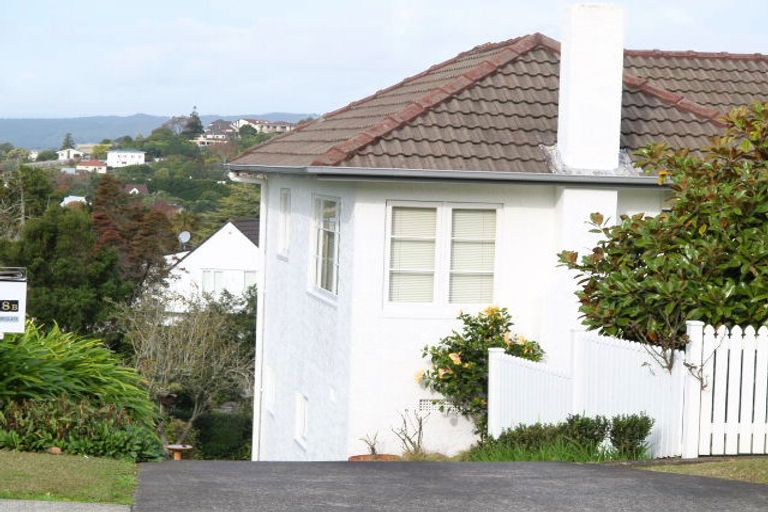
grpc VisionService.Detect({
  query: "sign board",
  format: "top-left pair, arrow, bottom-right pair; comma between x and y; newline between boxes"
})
0,268 -> 27,333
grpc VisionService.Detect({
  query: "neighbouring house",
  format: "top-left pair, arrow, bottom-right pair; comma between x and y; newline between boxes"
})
60,195 -> 87,207
164,219 -> 261,311
107,149 -> 146,168
28,150 -> 38,161
56,148 -> 84,161
123,183 -> 149,196
59,167 -> 78,175
233,118 -> 296,134
227,4 -> 768,461
76,159 -> 108,174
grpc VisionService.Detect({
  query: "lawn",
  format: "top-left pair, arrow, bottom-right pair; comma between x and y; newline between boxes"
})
643,457 -> 768,484
0,450 -> 137,504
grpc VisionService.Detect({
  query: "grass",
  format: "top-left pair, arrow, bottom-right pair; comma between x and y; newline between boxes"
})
0,450 -> 137,504
642,457 -> 768,484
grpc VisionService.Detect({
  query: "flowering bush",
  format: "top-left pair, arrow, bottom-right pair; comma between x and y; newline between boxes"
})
420,306 -> 544,440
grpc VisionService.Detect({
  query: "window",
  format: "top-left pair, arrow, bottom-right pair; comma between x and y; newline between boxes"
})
450,209 -> 496,303
389,207 -> 437,302
294,392 -> 308,443
245,271 -> 258,289
387,203 -> 497,304
313,197 -> 340,294
278,189 -> 291,256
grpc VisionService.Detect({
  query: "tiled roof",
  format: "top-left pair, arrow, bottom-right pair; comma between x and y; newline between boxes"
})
231,218 -> 260,246
230,34 -> 767,173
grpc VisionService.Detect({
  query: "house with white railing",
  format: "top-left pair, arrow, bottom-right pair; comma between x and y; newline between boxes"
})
227,4 -> 768,461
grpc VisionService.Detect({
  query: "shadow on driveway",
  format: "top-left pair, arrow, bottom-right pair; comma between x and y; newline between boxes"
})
135,461 -> 768,511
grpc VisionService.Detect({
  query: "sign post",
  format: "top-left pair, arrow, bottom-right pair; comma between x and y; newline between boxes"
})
0,267 -> 27,337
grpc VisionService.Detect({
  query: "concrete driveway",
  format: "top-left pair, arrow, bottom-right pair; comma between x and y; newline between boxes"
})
135,461 -> 768,511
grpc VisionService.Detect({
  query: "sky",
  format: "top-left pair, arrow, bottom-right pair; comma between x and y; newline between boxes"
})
1,0 -> 767,118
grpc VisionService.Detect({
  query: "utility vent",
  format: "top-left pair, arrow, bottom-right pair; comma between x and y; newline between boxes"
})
418,399 -> 457,414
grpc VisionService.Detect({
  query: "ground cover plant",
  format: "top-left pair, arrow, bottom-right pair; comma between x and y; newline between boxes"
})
0,450 -> 137,504
420,306 -> 544,439
463,413 -> 653,462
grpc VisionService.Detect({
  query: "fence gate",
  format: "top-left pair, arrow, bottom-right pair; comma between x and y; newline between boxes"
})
687,323 -> 768,456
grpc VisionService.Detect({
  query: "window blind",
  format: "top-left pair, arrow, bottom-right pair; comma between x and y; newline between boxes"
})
449,209 -> 496,303
389,207 -> 437,302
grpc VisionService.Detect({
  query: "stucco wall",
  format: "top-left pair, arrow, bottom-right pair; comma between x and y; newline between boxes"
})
258,175 -> 667,460
257,175 -> 354,460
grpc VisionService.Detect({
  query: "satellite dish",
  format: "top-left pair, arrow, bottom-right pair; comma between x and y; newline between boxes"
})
178,231 -> 191,245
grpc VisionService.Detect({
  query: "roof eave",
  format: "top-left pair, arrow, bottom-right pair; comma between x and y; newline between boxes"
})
226,163 -> 663,187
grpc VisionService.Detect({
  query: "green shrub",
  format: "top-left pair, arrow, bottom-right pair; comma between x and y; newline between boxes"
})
469,413 -> 652,462
0,323 -> 156,425
421,307 -> 544,439
560,414 -> 610,450
610,413 -> 654,459
0,397 -> 164,462
495,422 -> 561,451
194,412 -> 252,460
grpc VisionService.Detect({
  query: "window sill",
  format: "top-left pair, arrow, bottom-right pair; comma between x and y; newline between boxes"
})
306,287 -> 338,307
381,303 -> 491,319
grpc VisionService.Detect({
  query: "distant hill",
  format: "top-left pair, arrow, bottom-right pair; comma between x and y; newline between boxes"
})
0,112 -> 314,149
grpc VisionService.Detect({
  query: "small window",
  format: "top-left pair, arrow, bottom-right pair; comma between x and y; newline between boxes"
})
213,270 -> 225,293
294,392 -> 308,443
202,270 -> 214,292
313,197 -> 340,294
245,271 -> 258,289
449,209 -> 496,303
278,189 -> 291,256
389,207 -> 437,302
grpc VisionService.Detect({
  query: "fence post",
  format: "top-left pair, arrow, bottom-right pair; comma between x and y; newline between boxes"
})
487,348 -> 505,439
681,320 -> 704,459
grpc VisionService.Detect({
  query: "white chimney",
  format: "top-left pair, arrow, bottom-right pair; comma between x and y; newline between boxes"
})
557,4 -> 625,172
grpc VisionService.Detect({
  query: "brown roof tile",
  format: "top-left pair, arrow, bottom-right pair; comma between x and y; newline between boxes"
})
230,34 -> 768,173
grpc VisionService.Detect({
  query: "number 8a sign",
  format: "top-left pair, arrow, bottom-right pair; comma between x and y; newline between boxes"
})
0,268 -> 27,334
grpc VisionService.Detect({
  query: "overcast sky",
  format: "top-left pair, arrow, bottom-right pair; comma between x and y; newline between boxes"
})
2,0 -> 766,118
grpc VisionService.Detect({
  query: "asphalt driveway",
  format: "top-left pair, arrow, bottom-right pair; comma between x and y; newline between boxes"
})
135,461 -> 768,511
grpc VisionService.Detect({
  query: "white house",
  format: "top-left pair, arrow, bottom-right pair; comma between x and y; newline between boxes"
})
107,149 -> 146,168
56,148 -> 84,161
234,119 -> 296,134
60,195 -> 87,207
76,159 -> 108,173
164,219 -> 261,308
227,5 -> 768,461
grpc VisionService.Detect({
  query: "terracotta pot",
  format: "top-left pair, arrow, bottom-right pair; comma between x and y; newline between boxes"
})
347,454 -> 401,462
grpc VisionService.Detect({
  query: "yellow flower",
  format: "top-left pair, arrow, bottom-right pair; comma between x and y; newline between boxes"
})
518,335 -> 528,344
438,368 -> 453,378
503,332 -> 514,345
448,352 -> 462,365
414,369 -> 426,383
483,305 -> 501,316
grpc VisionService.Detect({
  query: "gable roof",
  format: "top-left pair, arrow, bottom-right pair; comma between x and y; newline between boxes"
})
231,218 -> 260,245
229,33 -> 768,174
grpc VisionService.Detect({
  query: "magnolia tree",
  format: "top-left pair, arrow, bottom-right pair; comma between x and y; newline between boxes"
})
559,102 -> 768,367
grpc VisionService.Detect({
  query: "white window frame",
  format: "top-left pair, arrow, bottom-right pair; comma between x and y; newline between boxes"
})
383,200 -> 501,311
309,194 -> 340,299
278,188 -> 291,259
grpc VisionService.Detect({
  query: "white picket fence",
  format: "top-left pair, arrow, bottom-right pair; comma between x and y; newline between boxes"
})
488,321 -> 768,458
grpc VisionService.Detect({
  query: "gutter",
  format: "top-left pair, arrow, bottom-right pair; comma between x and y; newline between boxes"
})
226,164 -> 663,188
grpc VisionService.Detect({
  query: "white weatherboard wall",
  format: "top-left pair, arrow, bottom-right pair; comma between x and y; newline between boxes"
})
165,221 -> 261,308
256,174 -> 667,460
